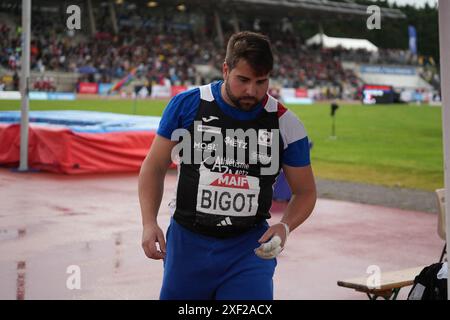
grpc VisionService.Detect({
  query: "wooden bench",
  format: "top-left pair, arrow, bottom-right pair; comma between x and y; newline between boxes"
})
337,266 -> 426,300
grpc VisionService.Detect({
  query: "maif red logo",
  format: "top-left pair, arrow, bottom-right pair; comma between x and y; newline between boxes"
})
210,173 -> 249,189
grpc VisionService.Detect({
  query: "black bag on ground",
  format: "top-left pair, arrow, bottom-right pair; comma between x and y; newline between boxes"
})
408,262 -> 447,300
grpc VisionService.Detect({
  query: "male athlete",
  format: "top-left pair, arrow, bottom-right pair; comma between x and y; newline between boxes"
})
139,31 -> 316,300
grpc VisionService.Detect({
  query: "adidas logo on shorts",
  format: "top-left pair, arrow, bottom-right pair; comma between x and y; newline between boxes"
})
216,217 -> 232,226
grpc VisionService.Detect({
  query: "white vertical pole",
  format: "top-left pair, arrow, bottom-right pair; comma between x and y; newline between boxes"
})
87,0 -> 96,37
18,0 -> 31,172
437,0 -> 450,299
214,10 -> 224,46
231,10 -> 240,33
108,1 -> 118,35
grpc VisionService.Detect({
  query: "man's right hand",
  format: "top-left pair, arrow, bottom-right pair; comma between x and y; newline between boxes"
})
142,223 -> 166,260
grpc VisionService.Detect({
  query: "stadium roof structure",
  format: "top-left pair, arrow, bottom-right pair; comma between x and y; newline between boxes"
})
306,33 -> 378,51
155,0 -> 406,19
0,0 -> 406,20
226,0 -> 406,19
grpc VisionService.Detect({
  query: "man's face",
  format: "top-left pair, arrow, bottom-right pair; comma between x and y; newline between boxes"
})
222,59 -> 270,112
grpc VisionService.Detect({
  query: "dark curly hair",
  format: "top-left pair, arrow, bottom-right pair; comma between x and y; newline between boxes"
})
225,31 -> 274,76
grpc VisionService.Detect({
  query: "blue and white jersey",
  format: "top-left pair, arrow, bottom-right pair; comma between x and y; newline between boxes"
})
157,81 -> 310,237
158,81 -> 310,167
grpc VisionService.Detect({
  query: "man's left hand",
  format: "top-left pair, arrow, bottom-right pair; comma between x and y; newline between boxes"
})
254,223 -> 289,259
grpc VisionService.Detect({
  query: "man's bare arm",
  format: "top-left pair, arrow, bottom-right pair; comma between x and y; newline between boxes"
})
279,164 -> 317,233
258,165 -> 317,247
139,135 -> 177,260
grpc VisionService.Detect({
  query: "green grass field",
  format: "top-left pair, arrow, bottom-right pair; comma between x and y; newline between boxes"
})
0,99 -> 443,191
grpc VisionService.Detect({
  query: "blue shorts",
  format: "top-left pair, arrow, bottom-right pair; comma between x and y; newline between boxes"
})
160,218 -> 277,300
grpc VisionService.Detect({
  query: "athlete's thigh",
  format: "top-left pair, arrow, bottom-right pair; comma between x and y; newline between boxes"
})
215,257 -> 276,300
160,220 -> 216,300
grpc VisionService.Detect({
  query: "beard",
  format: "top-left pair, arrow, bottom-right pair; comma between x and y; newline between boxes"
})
225,79 -> 261,112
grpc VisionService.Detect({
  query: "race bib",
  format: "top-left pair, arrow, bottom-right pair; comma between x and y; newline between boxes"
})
196,165 -> 260,217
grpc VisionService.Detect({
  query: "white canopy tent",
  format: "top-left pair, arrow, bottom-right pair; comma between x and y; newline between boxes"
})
306,33 -> 378,52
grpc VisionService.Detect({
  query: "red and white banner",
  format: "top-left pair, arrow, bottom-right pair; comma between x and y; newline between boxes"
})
295,88 -> 308,98
78,82 -> 98,94
151,85 -> 171,99
171,85 -> 188,97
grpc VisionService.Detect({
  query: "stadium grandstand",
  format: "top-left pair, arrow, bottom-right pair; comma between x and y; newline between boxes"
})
0,0 -> 441,104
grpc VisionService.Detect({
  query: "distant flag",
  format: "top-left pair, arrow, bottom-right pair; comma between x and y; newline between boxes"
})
408,25 -> 417,55
108,67 -> 137,93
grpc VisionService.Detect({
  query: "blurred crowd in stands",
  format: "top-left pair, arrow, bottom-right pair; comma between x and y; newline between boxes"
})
0,8 -> 439,100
